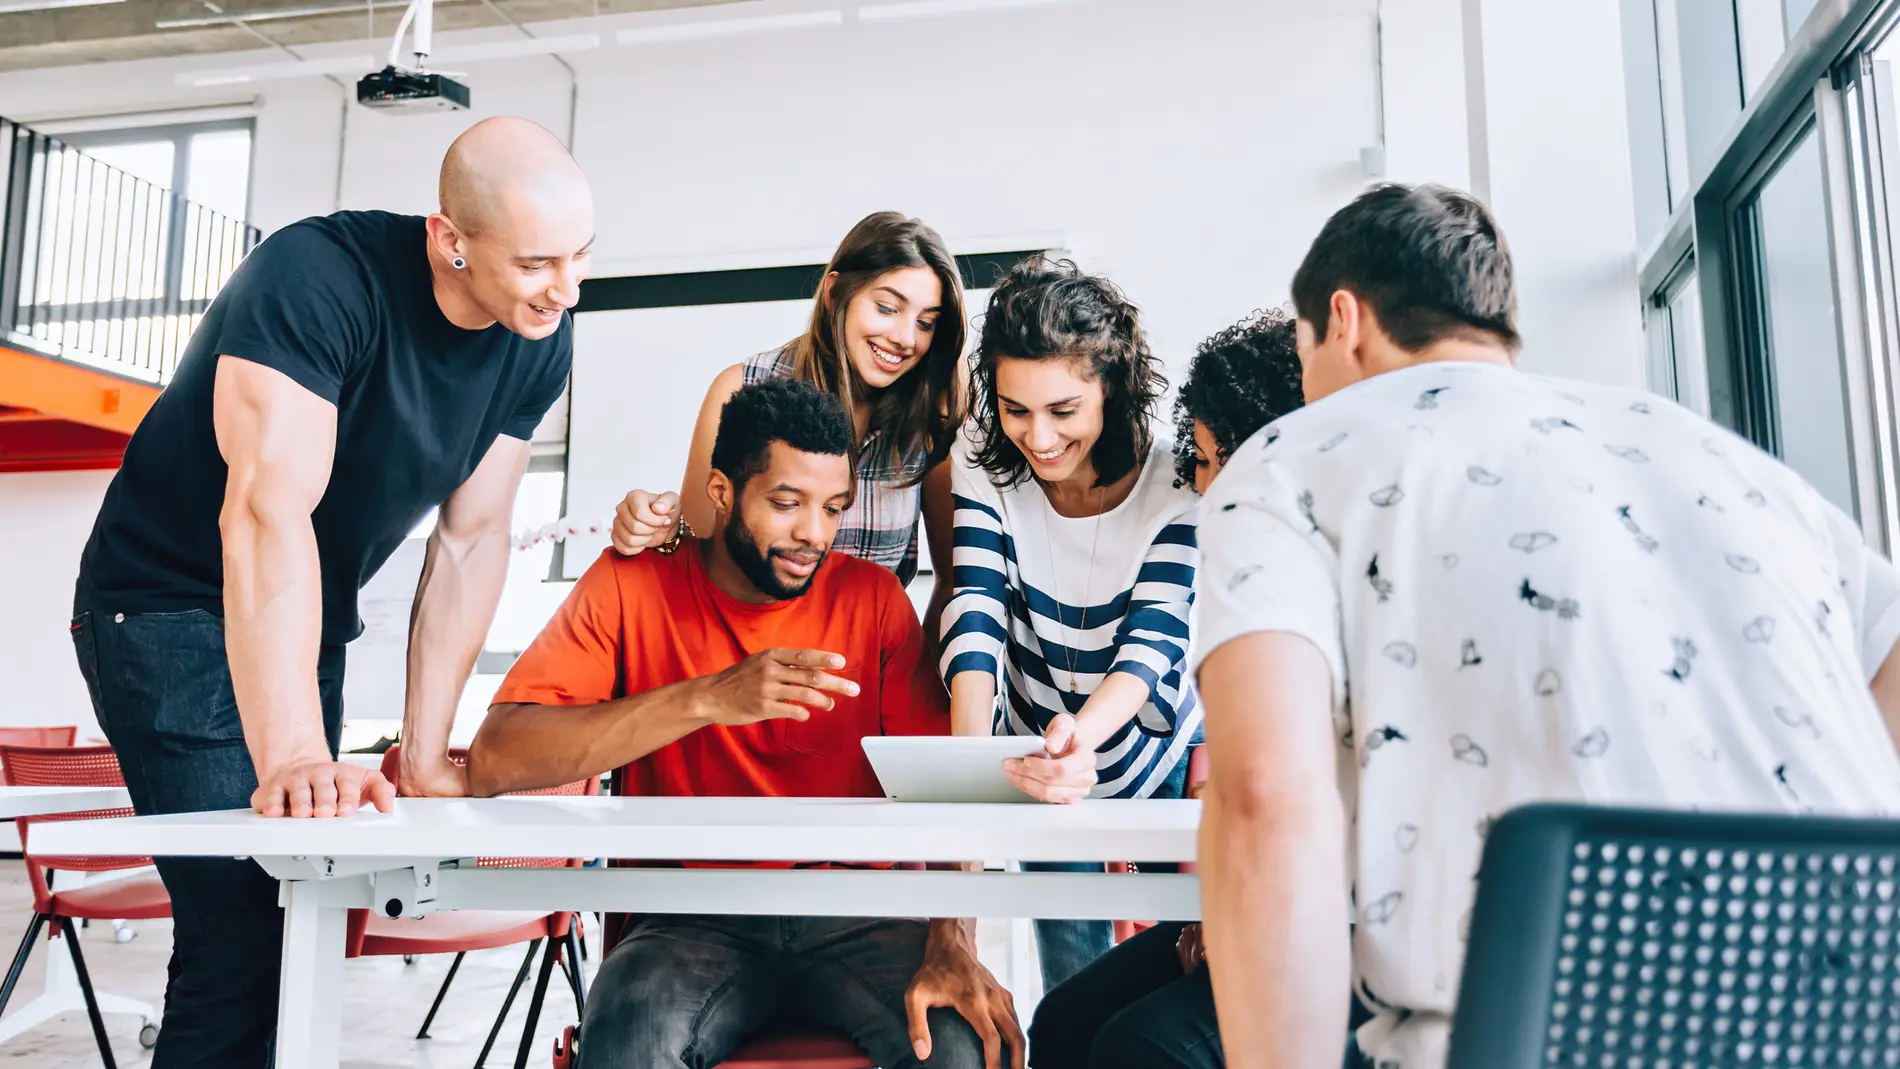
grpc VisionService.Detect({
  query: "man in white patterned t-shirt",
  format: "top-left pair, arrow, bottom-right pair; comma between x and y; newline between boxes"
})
1190,183 -> 1900,1069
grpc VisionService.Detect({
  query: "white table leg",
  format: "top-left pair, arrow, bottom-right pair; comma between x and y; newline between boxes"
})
1009,918 -> 1041,1006
274,881 -> 344,1069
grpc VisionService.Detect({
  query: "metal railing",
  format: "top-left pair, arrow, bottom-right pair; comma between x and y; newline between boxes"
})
0,118 -> 260,386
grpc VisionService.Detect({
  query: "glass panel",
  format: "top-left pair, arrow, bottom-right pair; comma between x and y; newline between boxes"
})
27,146 -> 171,315
185,129 -> 250,221
1655,0 -> 1694,205
487,470 -> 574,654
79,139 -> 173,190
1663,0 -> 1745,192
1752,131 -> 1858,513
1667,273 -> 1710,415
1737,0 -> 1787,96
1667,277 -> 1706,378
1625,0 -> 1674,241
1784,0 -> 1820,40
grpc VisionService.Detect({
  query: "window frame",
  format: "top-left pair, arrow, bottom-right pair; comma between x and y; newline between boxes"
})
1636,0 -> 1899,548
58,118 -> 256,225
57,117 -> 258,343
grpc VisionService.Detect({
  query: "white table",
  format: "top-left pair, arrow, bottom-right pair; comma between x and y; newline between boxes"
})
0,783 -> 150,1049
38,794 -> 1200,1069
0,786 -> 130,821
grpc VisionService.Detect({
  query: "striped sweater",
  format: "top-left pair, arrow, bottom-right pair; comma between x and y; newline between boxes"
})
939,435 -> 1202,798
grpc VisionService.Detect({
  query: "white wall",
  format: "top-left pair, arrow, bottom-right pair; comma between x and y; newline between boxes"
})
1469,0 -> 1647,387
0,0 -> 1384,376
0,0 -> 1647,388
0,471 -> 110,735
0,0 -> 1649,730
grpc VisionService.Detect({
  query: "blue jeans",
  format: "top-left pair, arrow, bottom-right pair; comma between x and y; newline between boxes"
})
1028,921 -> 1217,1069
576,914 -> 991,1069
70,605 -> 345,1069
1029,921 -> 1373,1069
1024,753 -> 1193,991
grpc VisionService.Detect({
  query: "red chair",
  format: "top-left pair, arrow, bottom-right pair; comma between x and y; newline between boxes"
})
1111,746 -> 1209,944
0,727 -> 77,785
365,746 -> 598,1069
0,745 -> 167,1069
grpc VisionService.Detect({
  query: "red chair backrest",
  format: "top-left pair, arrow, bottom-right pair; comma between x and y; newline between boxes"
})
0,727 -> 78,786
0,745 -> 151,913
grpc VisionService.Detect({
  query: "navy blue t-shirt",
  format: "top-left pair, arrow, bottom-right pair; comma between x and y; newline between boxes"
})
76,211 -> 571,645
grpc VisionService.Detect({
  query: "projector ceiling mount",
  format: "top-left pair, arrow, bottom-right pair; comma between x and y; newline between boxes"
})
355,0 -> 473,112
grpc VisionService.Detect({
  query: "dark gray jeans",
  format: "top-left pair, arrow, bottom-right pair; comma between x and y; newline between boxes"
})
576,914 -> 994,1069
71,604 -> 345,1069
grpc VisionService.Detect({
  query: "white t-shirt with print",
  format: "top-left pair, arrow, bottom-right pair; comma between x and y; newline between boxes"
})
1190,361 -> 1900,1069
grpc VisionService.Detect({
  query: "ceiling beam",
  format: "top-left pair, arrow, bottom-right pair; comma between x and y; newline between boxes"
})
0,0 -> 741,71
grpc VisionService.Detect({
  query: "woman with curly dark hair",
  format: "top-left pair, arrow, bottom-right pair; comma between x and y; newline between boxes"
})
1173,307 -> 1305,493
1025,308 -> 1307,1069
938,257 -> 1201,990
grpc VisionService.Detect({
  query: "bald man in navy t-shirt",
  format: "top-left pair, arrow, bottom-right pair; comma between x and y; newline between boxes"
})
71,116 -> 594,1068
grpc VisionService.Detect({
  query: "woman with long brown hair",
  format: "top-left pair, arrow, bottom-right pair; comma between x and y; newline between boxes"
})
610,211 -> 969,623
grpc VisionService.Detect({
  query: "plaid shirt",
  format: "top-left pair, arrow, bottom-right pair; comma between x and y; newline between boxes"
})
743,348 -> 926,584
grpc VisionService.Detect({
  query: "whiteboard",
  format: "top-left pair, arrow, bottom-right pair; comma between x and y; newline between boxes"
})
566,300 -> 812,578
565,292 -> 988,584
343,536 -> 425,725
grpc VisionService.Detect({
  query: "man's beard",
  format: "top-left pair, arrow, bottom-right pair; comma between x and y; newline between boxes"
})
724,518 -> 826,601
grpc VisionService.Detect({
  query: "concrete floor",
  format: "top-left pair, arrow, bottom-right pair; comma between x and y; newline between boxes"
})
0,862 -> 1033,1069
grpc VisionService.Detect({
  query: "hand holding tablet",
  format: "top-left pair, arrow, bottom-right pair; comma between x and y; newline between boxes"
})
862,736 -> 1052,803
999,713 -> 1098,804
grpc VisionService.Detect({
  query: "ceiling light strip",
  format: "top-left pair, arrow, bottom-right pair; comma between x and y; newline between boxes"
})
0,0 -> 121,12
431,32 -> 600,62
176,53 -> 378,87
857,0 -> 1079,21
615,9 -> 842,45
156,0 -> 406,30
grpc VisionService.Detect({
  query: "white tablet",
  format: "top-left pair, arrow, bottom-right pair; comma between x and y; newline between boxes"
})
861,736 -> 1050,804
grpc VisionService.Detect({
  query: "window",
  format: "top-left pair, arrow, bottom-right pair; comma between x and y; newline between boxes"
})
1785,0 -> 1823,41
1736,125 -> 1859,514
11,119 -> 257,384
1626,0 -> 1900,547
64,122 -> 255,309
1657,0 -> 1746,203
64,122 -> 253,221
1646,261 -> 1710,415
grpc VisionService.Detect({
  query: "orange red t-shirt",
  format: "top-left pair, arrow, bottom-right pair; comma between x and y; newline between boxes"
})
492,542 -> 949,801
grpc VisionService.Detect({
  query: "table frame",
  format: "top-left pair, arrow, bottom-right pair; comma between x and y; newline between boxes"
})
38,797 -> 1201,1069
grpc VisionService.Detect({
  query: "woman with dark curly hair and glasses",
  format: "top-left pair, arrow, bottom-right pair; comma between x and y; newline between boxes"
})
1025,308 -> 1309,1069
938,256 -> 1201,990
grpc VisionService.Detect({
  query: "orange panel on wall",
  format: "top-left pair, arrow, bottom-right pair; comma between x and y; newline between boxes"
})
0,347 -> 158,472
0,346 -> 159,436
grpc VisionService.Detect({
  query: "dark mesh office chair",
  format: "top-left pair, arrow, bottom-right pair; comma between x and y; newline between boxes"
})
1448,803 -> 1900,1069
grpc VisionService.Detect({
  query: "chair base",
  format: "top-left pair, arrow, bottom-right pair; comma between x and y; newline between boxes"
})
0,985 -> 155,1043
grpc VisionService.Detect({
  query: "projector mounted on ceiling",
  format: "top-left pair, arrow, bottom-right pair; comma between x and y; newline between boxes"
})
357,0 -> 469,112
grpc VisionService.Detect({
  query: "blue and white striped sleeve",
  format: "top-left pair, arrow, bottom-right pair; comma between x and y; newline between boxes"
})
1109,510 -> 1199,734
939,454 -> 1011,683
